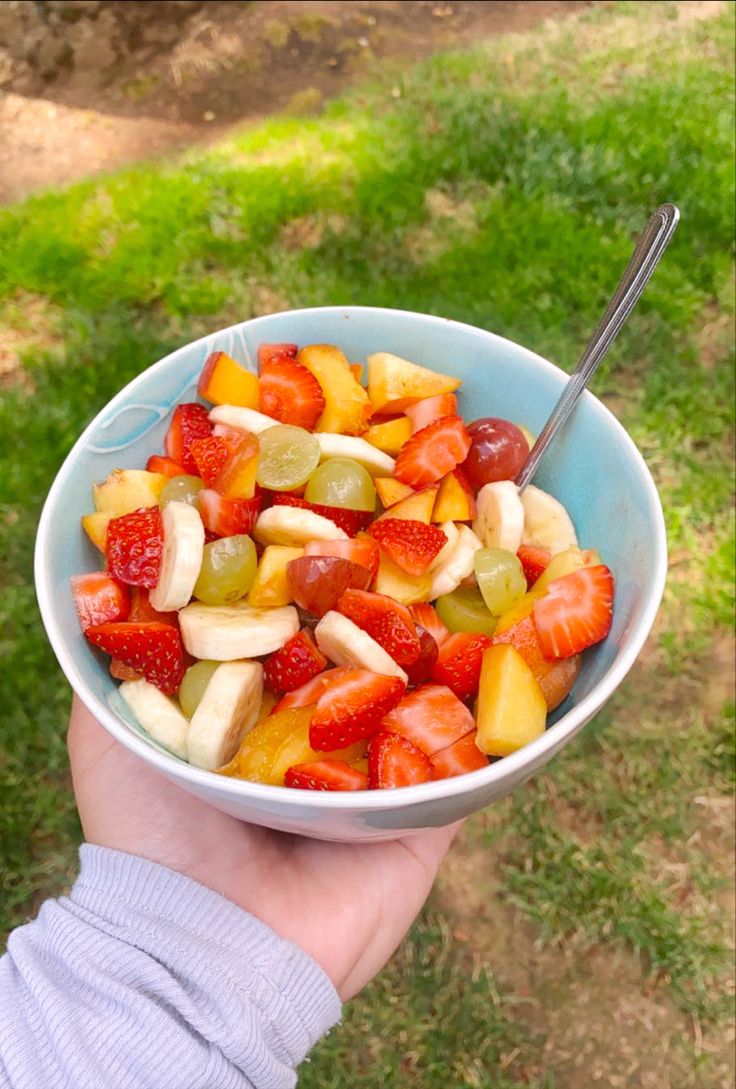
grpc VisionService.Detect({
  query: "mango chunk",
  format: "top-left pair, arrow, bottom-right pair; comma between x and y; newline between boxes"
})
247,545 -> 303,607
198,350 -> 259,408
367,352 -> 461,415
475,644 -> 547,757
298,344 -> 373,435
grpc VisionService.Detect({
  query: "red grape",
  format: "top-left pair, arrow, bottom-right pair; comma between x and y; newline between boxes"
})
462,418 -> 528,488
286,556 -> 372,618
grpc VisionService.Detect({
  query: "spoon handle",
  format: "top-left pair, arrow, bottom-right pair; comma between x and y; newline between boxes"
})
515,202 -> 680,491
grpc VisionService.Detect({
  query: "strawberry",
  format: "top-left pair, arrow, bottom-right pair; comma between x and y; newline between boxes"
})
189,435 -> 231,487
430,731 -> 488,780
404,626 -> 439,687
70,572 -> 130,632
533,564 -> 614,658
273,667 -> 350,712
285,759 -> 368,792
368,518 -> 447,576
304,537 -> 380,579
271,493 -> 372,537
106,507 -> 163,588
405,393 -> 459,434
127,587 -> 178,626
517,545 -> 551,587
146,454 -> 186,479
394,415 -> 471,488
410,603 -> 450,648
368,731 -> 433,789
199,489 -> 261,537
85,621 -> 185,694
263,630 -> 327,694
257,343 -> 298,368
431,631 -> 492,702
337,589 -> 420,667
259,355 -> 325,431
164,403 -> 213,474
491,613 -> 580,710
380,683 -> 475,755
309,669 -> 406,751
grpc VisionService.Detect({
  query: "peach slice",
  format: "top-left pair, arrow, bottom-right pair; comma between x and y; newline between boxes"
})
198,350 -> 260,408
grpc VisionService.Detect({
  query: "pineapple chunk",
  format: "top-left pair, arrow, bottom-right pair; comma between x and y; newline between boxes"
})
81,511 -> 113,552
367,352 -> 461,415
298,344 -> 373,435
92,469 -> 168,517
374,551 -> 431,605
248,545 -> 304,607
364,416 -> 412,455
475,644 -> 547,756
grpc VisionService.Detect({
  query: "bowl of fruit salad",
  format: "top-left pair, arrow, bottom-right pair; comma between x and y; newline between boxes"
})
35,306 -> 666,842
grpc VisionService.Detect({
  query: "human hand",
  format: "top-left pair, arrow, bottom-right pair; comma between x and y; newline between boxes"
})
68,697 -> 461,1001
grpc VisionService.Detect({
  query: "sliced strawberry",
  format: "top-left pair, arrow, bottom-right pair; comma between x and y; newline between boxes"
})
199,489 -> 261,537
431,631 -> 492,702
309,669 -> 406,751
263,630 -> 327,693
404,626 -> 439,687
304,537 -> 380,579
127,586 -> 178,627
368,518 -> 447,576
85,621 -> 185,694
164,403 -> 213,474
70,572 -> 130,632
105,507 -> 163,588
146,454 -> 186,479
410,603 -> 450,648
431,731 -> 488,779
257,343 -> 298,368
394,415 -> 471,488
405,393 -> 459,434
259,355 -> 325,431
285,759 -> 368,792
189,435 -> 231,487
271,493 -> 372,537
517,545 -> 551,588
368,731 -> 433,789
533,565 -> 614,658
273,667 -> 350,712
380,683 -> 475,755
337,589 -> 420,667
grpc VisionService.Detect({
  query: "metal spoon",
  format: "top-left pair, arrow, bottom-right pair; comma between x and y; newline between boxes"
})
515,202 -> 680,491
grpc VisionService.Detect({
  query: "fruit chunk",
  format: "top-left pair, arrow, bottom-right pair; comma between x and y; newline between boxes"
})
160,474 -> 204,511
198,349 -> 260,408
374,551 -> 431,606
149,501 -> 205,612
253,505 -> 348,547
81,511 -> 113,552
304,537 -> 380,579
285,760 -> 368,791
368,731 -> 432,788
298,344 -> 373,435
533,565 -> 614,659
463,418 -> 528,489
368,519 -> 448,576
395,416 -> 471,488
179,659 -> 220,718
270,493 -> 371,538
86,621 -> 185,694
376,485 -> 438,524
287,556 -> 372,617
380,683 -> 475,755
193,534 -> 257,606
517,545 -> 551,587
273,667 -> 349,712
305,458 -> 376,512
106,507 -> 164,588
409,603 -> 450,647
71,572 -> 130,632
119,678 -> 189,759
178,601 -> 299,660
431,631 -> 492,702
199,489 -> 261,538
219,705 -> 313,783
256,424 -> 321,492
363,416 -> 412,455
520,485 -> 578,554
259,354 -> 326,431
247,545 -> 304,607
259,719 -> 365,787
127,586 -> 179,626
211,430 -> 259,499
187,661 -> 263,770
210,404 -> 279,435
432,470 -> 476,522
533,546 -> 601,593
431,732 -> 488,779
189,435 -> 231,487
337,588 -> 420,667
146,455 -> 186,479
264,630 -> 327,693
404,626 -> 439,687
315,433 -> 395,476
429,524 -> 483,600
405,394 -> 458,433
475,644 -> 547,756
366,352 -> 461,415
375,477 -> 413,508
309,669 -> 405,750
314,610 -> 409,682
165,403 -> 213,474
93,468 -> 168,517
474,547 -> 526,616
435,585 -> 497,637
473,481 -> 525,552
258,343 -> 298,368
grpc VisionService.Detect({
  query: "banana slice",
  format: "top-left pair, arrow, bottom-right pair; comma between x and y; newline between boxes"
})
209,404 -> 276,434
430,524 -> 483,599
429,520 -> 459,571
253,506 -> 348,547
314,610 -> 408,683
472,481 -> 525,552
521,484 -> 578,553
316,433 -> 396,476
187,661 -> 263,770
149,500 -> 205,612
179,601 -> 299,660
119,678 -> 189,760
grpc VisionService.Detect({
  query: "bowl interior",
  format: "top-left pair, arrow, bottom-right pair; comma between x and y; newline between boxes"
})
36,307 -> 665,793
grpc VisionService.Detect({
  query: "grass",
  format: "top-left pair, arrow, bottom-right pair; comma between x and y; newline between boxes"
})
0,1 -> 733,1084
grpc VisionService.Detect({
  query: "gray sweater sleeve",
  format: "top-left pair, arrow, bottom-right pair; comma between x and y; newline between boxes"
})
0,845 -> 342,1089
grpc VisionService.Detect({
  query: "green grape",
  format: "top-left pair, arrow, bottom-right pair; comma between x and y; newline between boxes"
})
160,475 -> 203,510
193,535 -> 257,605
305,458 -> 376,512
179,660 -> 220,718
436,585 -> 497,636
474,548 -> 526,616
257,425 -> 320,491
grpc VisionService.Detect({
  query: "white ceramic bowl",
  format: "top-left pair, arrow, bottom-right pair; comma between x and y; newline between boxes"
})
35,307 -> 666,842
